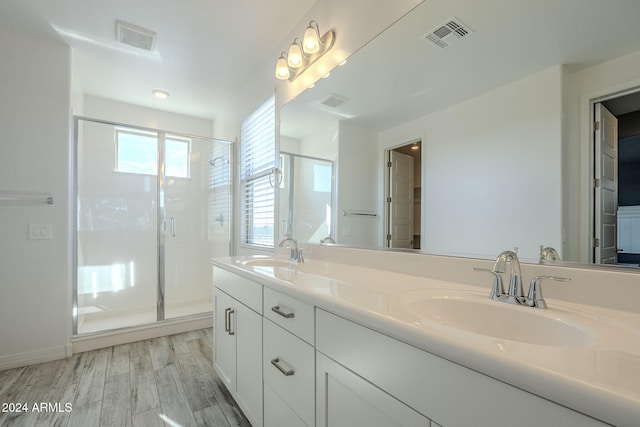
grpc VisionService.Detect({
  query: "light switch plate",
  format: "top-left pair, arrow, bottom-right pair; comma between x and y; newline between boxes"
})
29,224 -> 52,240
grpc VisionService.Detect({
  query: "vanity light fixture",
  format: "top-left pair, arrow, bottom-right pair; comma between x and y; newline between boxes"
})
275,20 -> 335,82
287,39 -> 304,68
152,89 -> 169,99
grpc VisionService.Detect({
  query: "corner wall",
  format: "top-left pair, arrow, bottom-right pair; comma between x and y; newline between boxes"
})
0,2 -> 73,369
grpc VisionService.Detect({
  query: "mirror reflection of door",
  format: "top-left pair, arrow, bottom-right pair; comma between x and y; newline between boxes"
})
594,103 -> 618,264
386,141 -> 422,249
595,91 -> 640,265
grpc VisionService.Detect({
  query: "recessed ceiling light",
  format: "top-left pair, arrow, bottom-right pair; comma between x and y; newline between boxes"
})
152,90 -> 169,99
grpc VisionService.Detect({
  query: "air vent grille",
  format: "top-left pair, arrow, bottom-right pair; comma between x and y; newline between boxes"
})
422,17 -> 472,49
320,94 -> 348,108
116,20 -> 156,51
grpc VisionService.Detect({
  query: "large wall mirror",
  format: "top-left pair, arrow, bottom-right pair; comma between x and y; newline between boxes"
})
279,0 -> 640,267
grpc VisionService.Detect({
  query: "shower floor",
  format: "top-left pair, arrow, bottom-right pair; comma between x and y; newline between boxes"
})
77,299 -> 212,334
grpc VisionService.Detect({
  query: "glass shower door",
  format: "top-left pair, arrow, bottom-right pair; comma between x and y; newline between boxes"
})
76,120 -> 158,333
75,117 -> 233,334
163,136 -> 232,319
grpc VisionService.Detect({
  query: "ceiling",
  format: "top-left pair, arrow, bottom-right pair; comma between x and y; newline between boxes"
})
14,0 -> 640,133
21,0 -> 317,120
281,0 -> 640,140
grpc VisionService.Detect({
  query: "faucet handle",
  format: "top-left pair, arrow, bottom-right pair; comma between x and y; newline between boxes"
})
473,267 -> 505,301
526,276 -> 570,309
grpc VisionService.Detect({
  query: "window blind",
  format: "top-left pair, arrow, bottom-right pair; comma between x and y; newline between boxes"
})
240,95 -> 276,247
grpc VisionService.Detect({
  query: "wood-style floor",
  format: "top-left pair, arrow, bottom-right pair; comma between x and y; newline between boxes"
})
0,328 -> 251,427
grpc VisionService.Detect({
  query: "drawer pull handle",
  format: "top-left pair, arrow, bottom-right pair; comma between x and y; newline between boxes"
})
271,358 -> 295,376
271,305 -> 295,319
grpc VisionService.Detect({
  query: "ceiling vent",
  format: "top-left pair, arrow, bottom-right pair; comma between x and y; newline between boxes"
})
320,94 -> 348,108
422,17 -> 472,49
116,20 -> 156,51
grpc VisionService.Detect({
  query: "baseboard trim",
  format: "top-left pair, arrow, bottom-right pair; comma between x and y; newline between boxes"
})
0,314 -> 213,371
71,313 -> 212,354
0,345 -> 68,371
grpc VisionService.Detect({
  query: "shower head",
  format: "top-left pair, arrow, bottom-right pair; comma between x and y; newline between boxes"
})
209,156 -> 228,166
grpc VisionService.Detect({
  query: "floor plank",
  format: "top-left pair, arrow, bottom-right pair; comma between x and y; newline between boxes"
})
0,328 -> 248,427
155,364 -> 197,427
100,373 -> 132,427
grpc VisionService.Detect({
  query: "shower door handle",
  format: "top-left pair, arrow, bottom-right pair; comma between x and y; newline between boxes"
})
170,216 -> 176,237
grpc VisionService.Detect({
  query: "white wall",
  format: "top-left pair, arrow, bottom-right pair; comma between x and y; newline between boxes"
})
82,95 -> 214,137
0,1 -> 72,369
380,66 -> 564,260
337,122 -> 380,247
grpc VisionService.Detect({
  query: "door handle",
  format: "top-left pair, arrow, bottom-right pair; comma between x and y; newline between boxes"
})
224,308 -> 235,335
171,216 -> 176,237
227,308 -> 235,335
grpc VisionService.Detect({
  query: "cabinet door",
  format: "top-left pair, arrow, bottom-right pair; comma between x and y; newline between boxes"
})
316,352 -> 430,427
213,289 -> 235,389
264,382 -> 308,427
235,302 -> 264,427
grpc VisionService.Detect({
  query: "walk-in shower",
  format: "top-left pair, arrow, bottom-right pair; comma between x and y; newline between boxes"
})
73,117 -> 232,335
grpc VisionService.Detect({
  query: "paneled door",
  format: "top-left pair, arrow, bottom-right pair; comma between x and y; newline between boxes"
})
594,103 -> 618,264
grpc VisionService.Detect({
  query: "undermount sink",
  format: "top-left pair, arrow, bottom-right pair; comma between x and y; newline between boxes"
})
408,293 -> 594,347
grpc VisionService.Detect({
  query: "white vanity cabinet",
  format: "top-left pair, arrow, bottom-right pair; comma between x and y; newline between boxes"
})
213,268 -> 263,427
263,288 -> 315,427
316,309 -> 607,427
212,262 -> 620,427
316,352 -> 432,427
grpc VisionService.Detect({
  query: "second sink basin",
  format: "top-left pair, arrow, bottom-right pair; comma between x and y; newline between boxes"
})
407,292 -> 594,347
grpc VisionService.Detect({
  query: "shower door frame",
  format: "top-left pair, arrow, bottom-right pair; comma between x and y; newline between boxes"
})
279,151 -> 336,242
72,116 -> 233,336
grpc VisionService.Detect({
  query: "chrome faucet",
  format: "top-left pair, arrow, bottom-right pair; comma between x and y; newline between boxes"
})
278,237 -> 304,263
475,249 -> 570,309
538,245 -> 560,263
492,250 -> 524,304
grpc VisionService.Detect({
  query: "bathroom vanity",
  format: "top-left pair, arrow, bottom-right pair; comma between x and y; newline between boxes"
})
211,246 -> 640,427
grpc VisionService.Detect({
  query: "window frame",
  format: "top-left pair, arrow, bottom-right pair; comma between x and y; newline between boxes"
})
240,95 -> 277,249
114,128 -> 191,179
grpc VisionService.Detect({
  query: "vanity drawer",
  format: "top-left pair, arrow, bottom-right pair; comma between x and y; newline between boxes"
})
213,267 -> 262,314
264,287 -> 314,344
263,318 -> 314,426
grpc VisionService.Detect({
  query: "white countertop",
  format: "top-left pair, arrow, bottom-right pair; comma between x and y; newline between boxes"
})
212,255 -> 640,426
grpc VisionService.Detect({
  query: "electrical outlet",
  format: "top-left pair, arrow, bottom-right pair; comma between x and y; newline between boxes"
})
29,224 -> 52,240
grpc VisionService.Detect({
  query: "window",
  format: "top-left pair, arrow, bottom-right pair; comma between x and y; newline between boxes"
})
240,95 -> 276,247
115,128 -> 190,178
